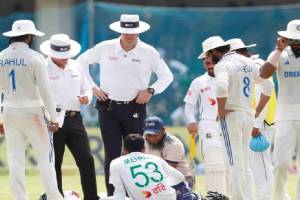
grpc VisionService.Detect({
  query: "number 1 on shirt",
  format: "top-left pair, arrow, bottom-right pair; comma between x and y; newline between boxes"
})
9,69 -> 16,91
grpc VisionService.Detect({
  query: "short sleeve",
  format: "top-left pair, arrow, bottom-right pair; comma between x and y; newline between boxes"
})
183,79 -> 201,105
163,141 -> 185,163
214,63 -> 230,98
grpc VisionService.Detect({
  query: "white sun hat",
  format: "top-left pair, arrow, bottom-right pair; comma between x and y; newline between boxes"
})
3,19 -> 44,37
198,36 -> 229,59
109,14 -> 150,34
40,34 -> 81,59
278,19 -> 300,40
227,38 -> 256,51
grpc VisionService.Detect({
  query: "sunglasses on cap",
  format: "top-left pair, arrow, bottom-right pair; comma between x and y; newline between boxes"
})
288,39 -> 300,46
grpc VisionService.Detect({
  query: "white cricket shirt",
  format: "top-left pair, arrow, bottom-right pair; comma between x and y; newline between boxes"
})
215,52 -> 273,114
46,58 -> 92,111
271,46 -> 300,121
77,37 -> 173,101
184,72 -> 217,122
109,152 -> 184,200
0,42 -> 57,122
250,55 -> 276,129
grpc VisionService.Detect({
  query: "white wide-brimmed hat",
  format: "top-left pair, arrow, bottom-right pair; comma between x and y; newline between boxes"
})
40,34 -> 81,59
227,38 -> 256,51
278,19 -> 300,40
109,14 -> 150,34
198,36 -> 229,59
3,19 -> 44,37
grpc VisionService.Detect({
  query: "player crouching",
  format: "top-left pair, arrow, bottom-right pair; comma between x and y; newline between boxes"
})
109,133 -> 200,200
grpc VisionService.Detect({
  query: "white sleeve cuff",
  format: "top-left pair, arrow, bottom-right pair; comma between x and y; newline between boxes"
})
266,49 -> 282,68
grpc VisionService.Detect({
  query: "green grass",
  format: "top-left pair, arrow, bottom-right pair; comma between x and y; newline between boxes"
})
0,127 -> 299,199
0,174 -> 298,199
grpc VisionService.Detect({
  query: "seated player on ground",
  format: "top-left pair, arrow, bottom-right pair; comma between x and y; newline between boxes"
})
109,134 -> 199,200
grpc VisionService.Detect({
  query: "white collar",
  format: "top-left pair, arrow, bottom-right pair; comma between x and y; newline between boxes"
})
48,57 -> 73,72
114,37 -> 141,54
9,42 -> 29,49
222,51 -> 235,59
204,72 -> 215,80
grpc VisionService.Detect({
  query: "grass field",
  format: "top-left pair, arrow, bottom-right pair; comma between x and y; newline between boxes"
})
0,173 -> 298,199
0,127 -> 299,199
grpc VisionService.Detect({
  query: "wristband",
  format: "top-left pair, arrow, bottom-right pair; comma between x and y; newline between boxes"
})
266,49 -> 282,67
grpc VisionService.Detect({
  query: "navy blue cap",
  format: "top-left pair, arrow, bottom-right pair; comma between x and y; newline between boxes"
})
143,116 -> 164,135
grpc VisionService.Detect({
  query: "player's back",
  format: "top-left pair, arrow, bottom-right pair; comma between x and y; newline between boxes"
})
0,42 -> 46,108
215,52 -> 258,114
110,152 -> 178,200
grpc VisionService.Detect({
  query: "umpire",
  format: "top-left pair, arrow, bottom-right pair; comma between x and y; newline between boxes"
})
40,34 -> 99,200
77,14 -> 173,195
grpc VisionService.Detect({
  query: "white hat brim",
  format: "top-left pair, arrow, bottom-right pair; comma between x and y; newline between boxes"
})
3,30 -> 44,37
278,31 -> 300,40
231,43 -> 257,51
198,53 -> 206,59
109,21 -> 150,34
40,39 -> 81,59
197,41 -> 229,59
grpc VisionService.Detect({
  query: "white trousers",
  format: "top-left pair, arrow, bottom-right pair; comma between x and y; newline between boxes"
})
219,111 -> 254,200
250,127 -> 273,200
273,121 -> 300,200
198,120 -> 229,196
3,107 -> 63,200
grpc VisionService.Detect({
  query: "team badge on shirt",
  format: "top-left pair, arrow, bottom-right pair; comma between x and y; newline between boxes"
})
49,75 -> 60,80
206,133 -> 212,139
142,191 -> 151,198
284,60 -> 290,65
208,97 -> 216,106
109,56 -> 119,61
200,86 -> 211,93
132,58 -> 141,63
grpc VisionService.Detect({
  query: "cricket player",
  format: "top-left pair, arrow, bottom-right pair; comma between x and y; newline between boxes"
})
109,134 -> 199,200
227,38 -> 275,200
0,20 -> 63,200
203,36 -> 273,200
0,91 -> 3,135
260,19 -> 300,200
184,54 -> 228,196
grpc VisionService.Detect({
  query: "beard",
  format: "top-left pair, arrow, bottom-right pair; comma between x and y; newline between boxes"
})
211,54 -> 220,64
291,46 -> 300,58
147,134 -> 166,151
207,69 -> 215,77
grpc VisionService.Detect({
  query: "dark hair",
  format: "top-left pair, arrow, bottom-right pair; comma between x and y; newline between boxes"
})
235,48 -> 248,54
214,44 -> 230,53
124,134 -> 145,153
9,34 -> 31,44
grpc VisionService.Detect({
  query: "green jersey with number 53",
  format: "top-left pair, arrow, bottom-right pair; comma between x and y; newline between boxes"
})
109,152 -> 185,200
